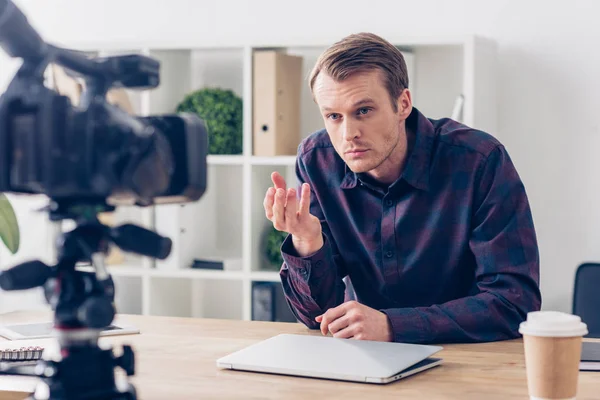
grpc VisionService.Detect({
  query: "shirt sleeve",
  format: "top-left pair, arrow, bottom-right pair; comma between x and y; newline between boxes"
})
279,152 -> 348,329
381,145 -> 542,344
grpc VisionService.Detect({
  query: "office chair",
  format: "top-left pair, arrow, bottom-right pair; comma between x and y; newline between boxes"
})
572,263 -> 600,338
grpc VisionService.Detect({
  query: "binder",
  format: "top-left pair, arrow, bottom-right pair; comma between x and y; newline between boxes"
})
252,282 -> 297,323
253,50 -> 303,156
252,282 -> 275,321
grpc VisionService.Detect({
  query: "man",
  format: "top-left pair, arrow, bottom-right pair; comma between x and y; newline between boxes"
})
263,32 -> 541,344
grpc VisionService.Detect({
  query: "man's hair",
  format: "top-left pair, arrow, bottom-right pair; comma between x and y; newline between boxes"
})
309,32 -> 409,112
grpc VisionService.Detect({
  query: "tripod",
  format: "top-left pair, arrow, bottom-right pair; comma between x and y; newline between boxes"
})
0,200 -> 172,400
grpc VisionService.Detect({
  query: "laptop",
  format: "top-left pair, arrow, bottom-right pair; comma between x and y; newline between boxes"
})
216,333 -> 443,384
580,341 -> 600,371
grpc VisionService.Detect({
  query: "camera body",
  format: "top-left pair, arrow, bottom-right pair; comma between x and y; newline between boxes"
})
0,53 -> 208,208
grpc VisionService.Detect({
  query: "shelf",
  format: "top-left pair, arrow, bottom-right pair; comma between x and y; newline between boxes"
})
250,156 -> 296,166
78,264 -> 244,280
250,271 -> 281,282
49,35 -> 497,322
207,155 -> 245,165
148,268 -> 244,280
77,264 -> 147,277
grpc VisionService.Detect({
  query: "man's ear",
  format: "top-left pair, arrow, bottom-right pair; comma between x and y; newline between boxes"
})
396,88 -> 412,119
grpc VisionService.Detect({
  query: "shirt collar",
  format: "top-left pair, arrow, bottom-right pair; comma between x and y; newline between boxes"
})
340,165 -> 358,189
340,107 -> 436,192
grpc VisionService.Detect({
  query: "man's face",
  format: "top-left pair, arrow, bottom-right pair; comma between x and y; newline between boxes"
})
313,69 -> 408,174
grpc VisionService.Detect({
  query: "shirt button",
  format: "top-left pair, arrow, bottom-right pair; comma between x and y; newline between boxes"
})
386,200 -> 393,207
385,251 -> 393,258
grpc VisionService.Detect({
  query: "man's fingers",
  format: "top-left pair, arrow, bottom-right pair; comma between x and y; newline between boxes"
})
271,171 -> 287,191
298,183 -> 311,216
264,187 -> 275,220
319,303 -> 350,335
333,324 -> 356,339
284,188 -> 298,226
272,188 -> 287,230
328,315 -> 350,335
320,315 -> 329,336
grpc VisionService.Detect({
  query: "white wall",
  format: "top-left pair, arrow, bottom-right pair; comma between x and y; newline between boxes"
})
2,0 -> 599,313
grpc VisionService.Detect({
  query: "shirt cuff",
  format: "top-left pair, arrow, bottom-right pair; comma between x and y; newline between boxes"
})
380,307 -> 433,344
281,233 -> 332,280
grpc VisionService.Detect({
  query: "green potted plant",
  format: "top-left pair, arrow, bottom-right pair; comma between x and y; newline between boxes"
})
262,226 -> 289,271
0,193 -> 19,254
176,88 -> 243,155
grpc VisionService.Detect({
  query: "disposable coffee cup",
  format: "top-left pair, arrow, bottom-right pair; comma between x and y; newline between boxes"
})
519,311 -> 588,400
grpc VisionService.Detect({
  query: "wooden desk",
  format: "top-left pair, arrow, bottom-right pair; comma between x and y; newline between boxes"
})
0,311 -> 598,399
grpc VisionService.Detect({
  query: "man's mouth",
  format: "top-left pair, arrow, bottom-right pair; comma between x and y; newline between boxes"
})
345,149 -> 368,154
345,149 -> 369,158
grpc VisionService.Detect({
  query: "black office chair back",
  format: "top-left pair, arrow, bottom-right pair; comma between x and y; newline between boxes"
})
573,263 -> 600,338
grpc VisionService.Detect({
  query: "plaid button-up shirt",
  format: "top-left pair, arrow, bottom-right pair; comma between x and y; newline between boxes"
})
280,107 -> 541,344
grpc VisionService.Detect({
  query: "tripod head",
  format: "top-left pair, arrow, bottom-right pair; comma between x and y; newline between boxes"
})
0,200 -> 171,331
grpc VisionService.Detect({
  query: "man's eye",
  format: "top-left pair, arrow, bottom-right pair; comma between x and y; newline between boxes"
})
328,113 -> 341,120
357,107 -> 371,115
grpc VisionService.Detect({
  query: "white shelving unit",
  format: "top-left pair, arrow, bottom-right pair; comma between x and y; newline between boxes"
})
58,35 -> 496,322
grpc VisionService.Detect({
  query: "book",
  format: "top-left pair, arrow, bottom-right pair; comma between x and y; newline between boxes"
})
191,257 -> 243,271
580,342 -> 600,371
192,258 -> 224,270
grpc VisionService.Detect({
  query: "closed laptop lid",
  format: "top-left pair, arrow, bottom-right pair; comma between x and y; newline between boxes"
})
217,333 -> 442,381
581,342 -> 600,362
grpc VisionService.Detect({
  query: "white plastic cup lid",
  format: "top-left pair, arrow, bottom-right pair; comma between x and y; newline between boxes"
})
519,311 -> 588,337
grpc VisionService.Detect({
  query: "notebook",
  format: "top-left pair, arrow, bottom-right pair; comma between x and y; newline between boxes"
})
580,341 -> 600,371
0,321 -> 139,340
217,333 -> 443,384
0,346 -> 43,361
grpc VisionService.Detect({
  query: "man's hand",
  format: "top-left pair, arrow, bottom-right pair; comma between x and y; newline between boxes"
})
315,301 -> 393,342
263,171 -> 323,257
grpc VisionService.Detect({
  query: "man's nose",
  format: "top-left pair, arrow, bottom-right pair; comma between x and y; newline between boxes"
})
342,120 -> 360,142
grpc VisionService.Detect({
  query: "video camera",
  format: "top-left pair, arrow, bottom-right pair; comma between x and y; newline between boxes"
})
0,0 -> 208,399
0,0 -> 207,209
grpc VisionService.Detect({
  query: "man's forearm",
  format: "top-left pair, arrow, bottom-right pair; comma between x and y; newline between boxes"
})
281,267 -> 345,328
280,233 -> 346,328
381,274 -> 541,344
